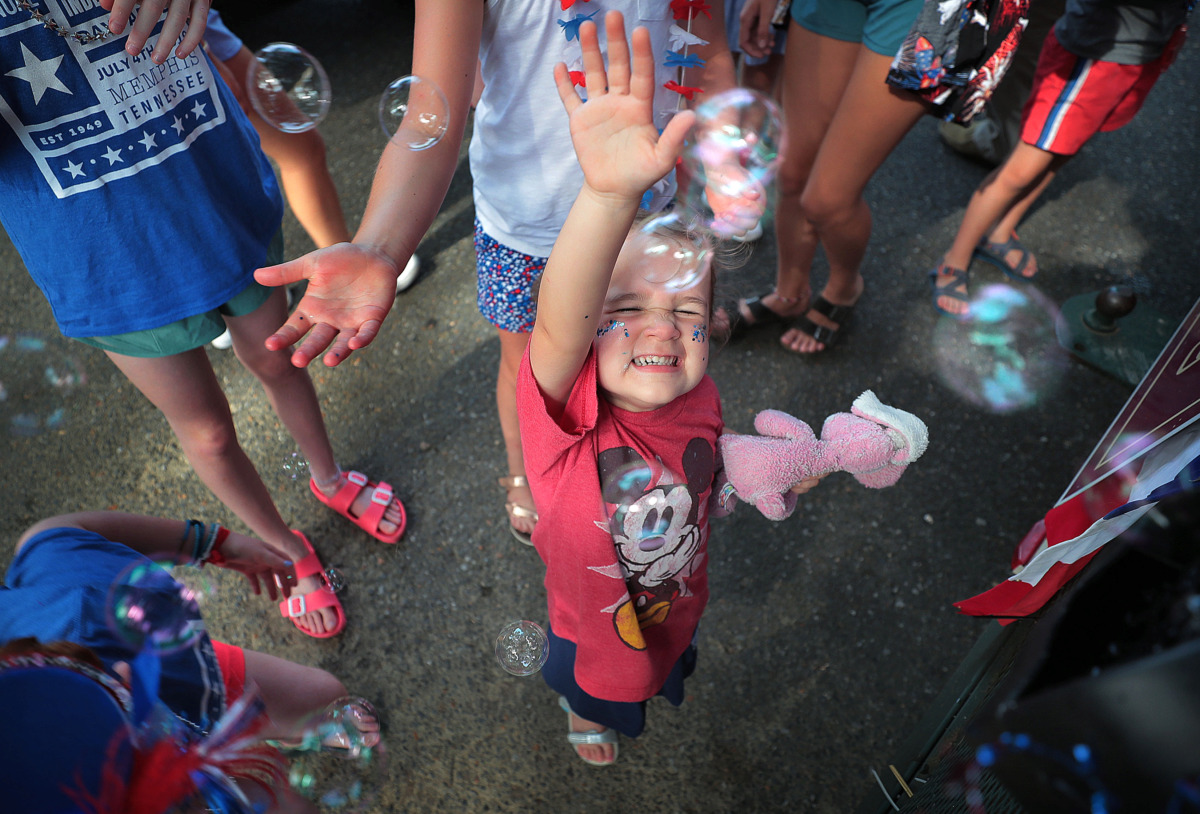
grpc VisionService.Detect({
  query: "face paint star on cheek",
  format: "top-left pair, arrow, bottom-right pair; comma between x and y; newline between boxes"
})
596,319 -> 626,338
691,324 -> 708,343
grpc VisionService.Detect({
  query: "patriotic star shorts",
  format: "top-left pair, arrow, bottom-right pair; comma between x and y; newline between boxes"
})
475,219 -> 548,334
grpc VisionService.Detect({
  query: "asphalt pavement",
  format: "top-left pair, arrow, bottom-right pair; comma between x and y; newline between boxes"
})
2,2 -> 1198,812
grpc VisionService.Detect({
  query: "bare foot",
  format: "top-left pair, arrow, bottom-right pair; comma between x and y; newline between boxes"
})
568,710 -> 616,765
929,261 -> 970,318
274,532 -> 339,636
315,472 -> 405,538
781,275 -> 864,353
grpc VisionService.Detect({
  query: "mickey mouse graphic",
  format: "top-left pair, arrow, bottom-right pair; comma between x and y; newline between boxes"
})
594,438 -> 714,650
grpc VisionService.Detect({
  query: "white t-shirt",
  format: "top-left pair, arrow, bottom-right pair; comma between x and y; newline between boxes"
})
471,0 -> 690,257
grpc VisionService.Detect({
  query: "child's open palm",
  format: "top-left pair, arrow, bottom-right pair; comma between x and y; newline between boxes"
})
554,12 -> 694,203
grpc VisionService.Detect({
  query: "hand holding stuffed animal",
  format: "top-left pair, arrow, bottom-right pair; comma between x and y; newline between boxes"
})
716,391 -> 929,520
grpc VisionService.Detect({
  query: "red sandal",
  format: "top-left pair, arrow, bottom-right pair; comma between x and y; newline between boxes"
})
278,530 -> 346,639
310,470 -> 407,544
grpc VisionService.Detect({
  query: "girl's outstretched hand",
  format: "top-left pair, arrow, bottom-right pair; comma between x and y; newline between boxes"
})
553,11 -> 694,203
211,532 -> 296,601
254,243 -> 399,368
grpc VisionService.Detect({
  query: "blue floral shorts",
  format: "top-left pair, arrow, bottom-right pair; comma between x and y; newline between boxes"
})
475,219 -> 547,334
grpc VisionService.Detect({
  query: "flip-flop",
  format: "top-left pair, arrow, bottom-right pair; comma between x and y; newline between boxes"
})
278,530 -> 346,639
929,261 -> 970,316
559,696 -> 618,766
498,475 -> 538,546
726,291 -> 792,339
310,470 -> 407,544
785,294 -> 855,351
975,233 -> 1037,280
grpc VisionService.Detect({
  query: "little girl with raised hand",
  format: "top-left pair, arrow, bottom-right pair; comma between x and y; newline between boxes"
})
520,12 -> 822,767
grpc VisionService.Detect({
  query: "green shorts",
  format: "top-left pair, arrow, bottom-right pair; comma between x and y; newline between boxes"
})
791,0 -> 922,56
77,232 -> 283,358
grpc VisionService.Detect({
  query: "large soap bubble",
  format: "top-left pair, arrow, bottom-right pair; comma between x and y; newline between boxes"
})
378,75 -> 449,151
681,88 -> 786,239
247,43 -> 332,133
933,283 -> 1068,412
0,332 -> 87,437
685,88 -> 785,183
285,696 -> 387,811
627,209 -> 714,292
106,560 -> 212,655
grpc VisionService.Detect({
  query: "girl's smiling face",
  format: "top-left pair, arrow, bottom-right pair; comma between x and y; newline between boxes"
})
593,234 -> 712,412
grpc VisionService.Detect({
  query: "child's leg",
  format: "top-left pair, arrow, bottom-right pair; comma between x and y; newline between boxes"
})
242,649 -> 358,739
475,222 -> 543,541
242,649 -> 378,814
984,147 -> 1067,249
780,45 -> 926,353
223,288 -> 404,538
496,327 -> 536,538
103,348 -> 338,635
933,143 -> 1066,311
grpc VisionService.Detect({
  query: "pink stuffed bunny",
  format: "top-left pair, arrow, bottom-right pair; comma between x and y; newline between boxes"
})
716,391 -> 929,520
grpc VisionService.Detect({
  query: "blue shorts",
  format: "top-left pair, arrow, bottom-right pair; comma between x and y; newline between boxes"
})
475,219 -> 547,334
541,623 -> 698,739
791,0 -> 922,56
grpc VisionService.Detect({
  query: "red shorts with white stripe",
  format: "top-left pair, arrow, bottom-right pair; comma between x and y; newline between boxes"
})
1020,26 -> 1187,155
212,639 -> 246,703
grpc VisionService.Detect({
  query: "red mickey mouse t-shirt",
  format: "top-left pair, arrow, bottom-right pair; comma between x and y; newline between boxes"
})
517,347 -> 723,703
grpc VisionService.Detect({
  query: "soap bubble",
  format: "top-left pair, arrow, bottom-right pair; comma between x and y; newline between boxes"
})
247,43 -> 332,133
681,165 -> 769,241
282,451 -> 310,480
495,620 -> 549,676
628,210 -> 713,291
0,332 -> 87,437
285,696 -> 387,811
685,88 -> 786,185
106,560 -> 212,655
933,283 -> 1068,412
378,75 -> 449,151
681,88 -> 785,239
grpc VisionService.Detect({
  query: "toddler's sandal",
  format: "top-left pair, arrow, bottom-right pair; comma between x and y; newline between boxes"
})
559,696 -> 619,766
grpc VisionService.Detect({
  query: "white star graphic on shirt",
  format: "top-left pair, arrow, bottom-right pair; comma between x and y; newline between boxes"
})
171,116 -> 185,136
190,100 -> 208,120
101,145 -> 124,165
5,43 -> 72,105
138,131 -> 157,151
63,159 -> 85,178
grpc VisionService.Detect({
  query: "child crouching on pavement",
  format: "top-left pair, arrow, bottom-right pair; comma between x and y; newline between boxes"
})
517,12 -> 821,766
0,510 -> 380,812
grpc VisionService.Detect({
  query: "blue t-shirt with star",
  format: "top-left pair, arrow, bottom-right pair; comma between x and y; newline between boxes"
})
0,2 -> 282,337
